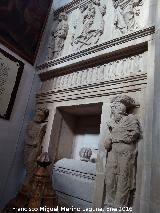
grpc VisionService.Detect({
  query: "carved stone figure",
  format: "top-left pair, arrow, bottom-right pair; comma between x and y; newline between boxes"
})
48,12 -> 69,60
79,147 -> 92,162
104,95 -> 141,208
112,0 -> 143,34
24,108 -> 49,183
72,0 -> 106,50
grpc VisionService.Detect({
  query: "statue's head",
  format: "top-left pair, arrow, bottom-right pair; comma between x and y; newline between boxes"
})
80,4 -> 88,13
79,147 -> 92,162
92,0 -> 100,5
34,108 -> 49,123
58,12 -> 68,21
110,95 -> 136,116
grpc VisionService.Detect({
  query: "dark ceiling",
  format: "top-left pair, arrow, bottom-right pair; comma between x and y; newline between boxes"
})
0,0 -> 52,64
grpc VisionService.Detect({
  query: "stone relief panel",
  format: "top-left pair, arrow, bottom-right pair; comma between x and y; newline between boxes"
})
40,53 -> 146,93
71,0 -> 106,51
103,95 -> 142,208
112,0 -> 143,34
37,0 -> 149,63
48,12 -> 69,60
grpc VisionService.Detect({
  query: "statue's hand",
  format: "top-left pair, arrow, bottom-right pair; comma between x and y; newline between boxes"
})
104,138 -> 112,152
113,0 -> 118,9
133,0 -> 141,7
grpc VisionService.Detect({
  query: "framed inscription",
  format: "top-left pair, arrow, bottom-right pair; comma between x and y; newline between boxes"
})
0,0 -> 52,64
0,48 -> 24,119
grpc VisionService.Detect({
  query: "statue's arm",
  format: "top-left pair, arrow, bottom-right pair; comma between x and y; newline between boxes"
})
104,123 -> 112,151
39,123 -> 47,143
104,136 -> 112,152
121,116 -> 141,144
99,4 -> 106,16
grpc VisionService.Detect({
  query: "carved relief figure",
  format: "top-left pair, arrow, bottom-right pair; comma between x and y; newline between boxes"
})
104,95 -> 141,208
48,12 -> 69,60
72,0 -> 106,50
24,108 -> 49,182
112,0 -> 143,34
79,147 -> 92,162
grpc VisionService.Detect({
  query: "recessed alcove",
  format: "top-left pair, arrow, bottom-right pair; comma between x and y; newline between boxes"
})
52,103 -> 102,162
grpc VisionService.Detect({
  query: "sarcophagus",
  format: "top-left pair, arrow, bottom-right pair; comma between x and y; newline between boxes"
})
53,158 -> 96,208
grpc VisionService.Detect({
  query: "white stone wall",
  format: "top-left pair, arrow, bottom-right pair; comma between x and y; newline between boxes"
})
0,45 -> 41,209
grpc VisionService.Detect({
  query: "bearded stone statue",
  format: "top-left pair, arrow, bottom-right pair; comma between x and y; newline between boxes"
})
104,95 -> 141,208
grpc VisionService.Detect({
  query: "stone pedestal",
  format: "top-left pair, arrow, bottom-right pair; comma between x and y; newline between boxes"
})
2,159 -> 57,213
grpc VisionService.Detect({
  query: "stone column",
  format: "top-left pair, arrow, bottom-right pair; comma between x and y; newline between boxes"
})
139,1 -> 160,210
93,101 -> 110,208
42,105 -> 56,153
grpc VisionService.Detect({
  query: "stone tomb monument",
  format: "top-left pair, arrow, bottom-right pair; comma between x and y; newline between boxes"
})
33,0 -> 160,212
53,156 -> 96,209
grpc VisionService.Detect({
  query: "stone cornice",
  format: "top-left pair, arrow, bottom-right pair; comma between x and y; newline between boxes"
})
36,74 -> 147,104
53,0 -> 91,17
36,26 -> 154,80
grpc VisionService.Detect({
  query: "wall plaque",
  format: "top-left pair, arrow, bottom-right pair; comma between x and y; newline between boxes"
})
0,48 -> 24,119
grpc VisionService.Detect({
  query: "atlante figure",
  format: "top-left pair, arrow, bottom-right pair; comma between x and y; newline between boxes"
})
24,108 -> 49,183
104,95 -> 141,208
48,12 -> 68,60
112,0 -> 143,34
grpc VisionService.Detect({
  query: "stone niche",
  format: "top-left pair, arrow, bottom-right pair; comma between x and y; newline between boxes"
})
52,103 -> 102,161
49,103 -> 102,208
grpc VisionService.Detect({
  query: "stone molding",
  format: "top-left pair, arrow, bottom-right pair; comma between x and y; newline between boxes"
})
40,53 -> 146,93
36,74 -> 147,104
53,166 -> 96,181
36,26 -> 154,77
53,0 -> 92,18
